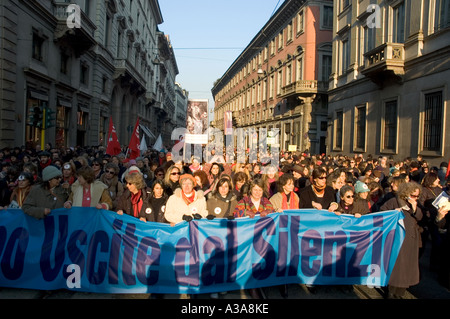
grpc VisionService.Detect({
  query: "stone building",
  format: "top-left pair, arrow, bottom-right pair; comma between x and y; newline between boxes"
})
327,0 -> 450,166
0,0 -> 181,150
211,0 -> 333,154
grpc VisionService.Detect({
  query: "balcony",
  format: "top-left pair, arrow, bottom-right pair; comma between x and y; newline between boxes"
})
53,3 -> 97,56
280,80 -> 328,98
361,43 -> 404,85
113,59 -> 146,96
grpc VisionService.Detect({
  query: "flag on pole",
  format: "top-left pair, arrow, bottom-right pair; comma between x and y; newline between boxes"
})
139,136 -> 147,155
153,134 -> 162,151
127,117 -> 140,160
106,117 -> 121,156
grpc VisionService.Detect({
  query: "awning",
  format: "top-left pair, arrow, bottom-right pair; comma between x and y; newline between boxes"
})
140,125 -> 156,140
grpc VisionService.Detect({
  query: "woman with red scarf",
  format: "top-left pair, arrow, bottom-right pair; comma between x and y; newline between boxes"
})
269,173 -> 299,212
115,170 -> 153,221
164,174 -> 207,226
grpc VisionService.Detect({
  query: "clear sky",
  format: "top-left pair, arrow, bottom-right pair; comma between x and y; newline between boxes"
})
158,0 -> 284,120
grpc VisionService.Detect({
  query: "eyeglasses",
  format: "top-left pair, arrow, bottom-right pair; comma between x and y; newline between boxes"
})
105,170 -> 115,174
171,172 -> 180,175
345,195 -> 354,198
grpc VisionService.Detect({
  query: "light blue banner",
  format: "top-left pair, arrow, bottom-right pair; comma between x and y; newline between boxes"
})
0,208 -> 405,294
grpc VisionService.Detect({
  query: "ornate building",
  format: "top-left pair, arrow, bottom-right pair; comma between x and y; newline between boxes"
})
0,0 -> 181,149
328,0 -> 450,165
212,0 -> 333,154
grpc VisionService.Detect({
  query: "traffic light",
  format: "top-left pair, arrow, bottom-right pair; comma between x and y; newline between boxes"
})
44,107 -> 56,129
31,106 -> 43,128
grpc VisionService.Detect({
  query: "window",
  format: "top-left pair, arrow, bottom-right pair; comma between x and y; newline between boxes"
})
321,55 -> 332,82
278,31 -> 284,50
341,38 -> 350,74
335,111 -> 343,149
269,74 -> 274,99
80,63 -> 89,85
296,57 -> 303,81
393,2 -> 405,43
423,91 -> 443,152
287,22 -> 293,42
286,64 -> 292,85
277,70 -> 283,95
32,32 -> 44,62
355,106 -> 366,150
383,100 -> 398,151
297,11 -> 304,34
364,26 -> 376,53
435,0 -> 450,31
322,5 -> 333,29
60,52 -> 70,75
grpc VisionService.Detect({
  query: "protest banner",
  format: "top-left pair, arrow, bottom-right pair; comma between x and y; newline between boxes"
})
0,208 -> 405,294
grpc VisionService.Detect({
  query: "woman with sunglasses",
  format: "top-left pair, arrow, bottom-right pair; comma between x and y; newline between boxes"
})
116,171 -> 153,222
63,166 -> 113,211
22,165 -> 69,219
163,165 -> 181,196
99,162 -> 124,210
91,159 -> 103,180
380,181 -> 423,299
298,167 -> 338,211
333,185 -> 369,217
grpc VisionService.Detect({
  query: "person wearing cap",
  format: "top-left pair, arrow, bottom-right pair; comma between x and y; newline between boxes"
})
164,173 -> 207,226
63,166 -> 112,211
353,180 -> 372,213
22,165 -> 68,219
61,162 -> 77,188
5,172 -> 34,209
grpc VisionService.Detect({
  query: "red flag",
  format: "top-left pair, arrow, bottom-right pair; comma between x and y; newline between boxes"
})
446,158 -> 450,179
106,117 -> 121,156
127,117 -> 140,160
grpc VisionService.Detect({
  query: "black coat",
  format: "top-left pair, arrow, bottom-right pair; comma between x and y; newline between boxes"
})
298,185 -> 336,209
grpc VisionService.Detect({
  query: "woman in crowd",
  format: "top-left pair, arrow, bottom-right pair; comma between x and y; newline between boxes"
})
270,173 -> 299,212
380,181 -> 423,299
146,180 -> 169,223
6,172 -> 34,208
206,177 -> 237,219
63,166 -> 112,210
115,170 -> 153,222
207,162 -> 224,194
189,156 -> 203,173
61,162 -> 77,187
250,163 -> 262,179
261,164 -> 279,198
353,180 -> 372,213
163,165 -> 181,196
193,170 -> 210,194
164,174 -> 208,226
234,178 -> 276,218
99,162 -> 124,210
298,167 -> 338,211
232,171 -> 249,201
333,184 -> 370,217
22,166 -> 69,219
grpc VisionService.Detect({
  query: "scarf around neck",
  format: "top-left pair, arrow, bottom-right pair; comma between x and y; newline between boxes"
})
182,190 -> 195,205
281,191 -> 298,209
131,190 -> 142,218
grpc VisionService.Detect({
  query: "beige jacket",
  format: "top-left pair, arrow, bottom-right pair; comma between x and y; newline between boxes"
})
164,188 -> 207,224
68,180 -> 113,210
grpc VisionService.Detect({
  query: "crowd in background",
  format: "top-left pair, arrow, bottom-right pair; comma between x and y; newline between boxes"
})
1,142 -> 450,299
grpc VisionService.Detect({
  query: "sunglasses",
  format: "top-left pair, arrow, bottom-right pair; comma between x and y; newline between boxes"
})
345,195 -> 354,198
105,170 -> 115,174
92,163 -> 100,166
171,172 -> 180,175
317,176 -> 327,180
410,194 -> 419,199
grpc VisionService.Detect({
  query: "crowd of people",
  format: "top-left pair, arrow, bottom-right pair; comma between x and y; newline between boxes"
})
1,143 -> 450,299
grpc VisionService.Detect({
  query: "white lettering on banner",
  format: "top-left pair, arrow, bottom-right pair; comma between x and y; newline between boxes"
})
66,264 -> 81,288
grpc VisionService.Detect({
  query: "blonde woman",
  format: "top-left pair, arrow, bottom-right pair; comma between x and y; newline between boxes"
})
163,165 -> 181,196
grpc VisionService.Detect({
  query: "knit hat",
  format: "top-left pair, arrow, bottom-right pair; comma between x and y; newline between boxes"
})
179,174 -> 196,186
354,181 -> 369,193
42,165 -> 62,182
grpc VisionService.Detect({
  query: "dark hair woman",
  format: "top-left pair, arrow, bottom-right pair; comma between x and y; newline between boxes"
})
206,177 -> 237,219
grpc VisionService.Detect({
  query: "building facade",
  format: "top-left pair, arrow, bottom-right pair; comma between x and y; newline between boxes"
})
0,0 -> 181,150
328,0 -> 450,166
212,0 -> 333,154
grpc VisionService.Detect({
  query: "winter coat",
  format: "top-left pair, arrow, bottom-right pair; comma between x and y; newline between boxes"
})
269,192 -> 300,211
22,183 -> 69,219
206,192 -> 237,218
67,180 -> 113,210
380,197 -> 423,288
234,196 -> 275,218
116,188 -> 155,221
164,188 -> 207,224
148,194 -> 169,223
99,175 -> 124,209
